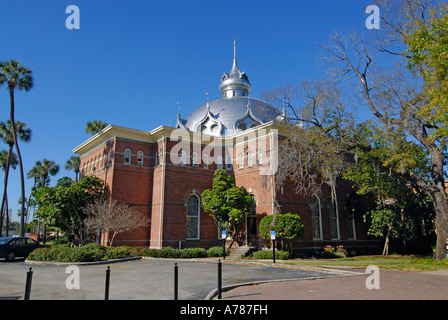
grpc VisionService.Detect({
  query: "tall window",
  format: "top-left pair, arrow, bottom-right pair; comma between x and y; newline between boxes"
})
187,195 -> 200,239
137,151 -> 144,166
257,149 -> 263,165
124,149 -> 131,165
247,151 -> 253,167
239,153 -> 244,168
346,197 -> 356,240
180,150 -> 187,166
310,195 -> 322,240
329,198 -> 340,239
226,155 -> 232,170
216,155 -> 223,170
192,152 -> 199,167
203,154 -> 209,169
155,151 -> 159,166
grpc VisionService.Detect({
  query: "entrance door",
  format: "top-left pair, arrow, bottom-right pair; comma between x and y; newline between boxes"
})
246,216 -> 257,245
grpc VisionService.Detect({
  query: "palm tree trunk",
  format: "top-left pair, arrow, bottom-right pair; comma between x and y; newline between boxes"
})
9,86 -> 26,237
0,144 -> 14,237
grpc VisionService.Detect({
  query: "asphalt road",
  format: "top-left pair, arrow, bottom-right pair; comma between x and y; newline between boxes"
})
0,258 -> 338,300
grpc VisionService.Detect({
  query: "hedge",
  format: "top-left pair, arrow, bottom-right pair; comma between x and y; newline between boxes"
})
27,244 -> 228,262
252,249 -> 290,260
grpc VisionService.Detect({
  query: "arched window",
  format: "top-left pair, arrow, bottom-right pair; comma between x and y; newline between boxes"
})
257,149 -> 263,165
239,153 -> 244,168
330,198 -> 340,240
137,151 -> 144,166
192,152 -> 199,167
310,195 -> 322,240
187,194 -> 200,239
247,151 -> 253,167
155,151 -> 159,166
180,150 -> 187,166
124,149 -> 131,165
226,155 -> 232,170
215,155 -> 223,170
203,154 -> 209,169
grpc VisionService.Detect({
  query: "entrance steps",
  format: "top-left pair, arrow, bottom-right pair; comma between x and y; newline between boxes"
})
228,245 -> 256,258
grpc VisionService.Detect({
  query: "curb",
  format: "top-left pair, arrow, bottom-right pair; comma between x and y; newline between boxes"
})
24,256 -> 143,266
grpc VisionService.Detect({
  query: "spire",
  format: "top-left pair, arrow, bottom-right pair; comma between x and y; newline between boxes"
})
219,37 -> 251,98
230,36 -> 239,75
233,36 -> 237,67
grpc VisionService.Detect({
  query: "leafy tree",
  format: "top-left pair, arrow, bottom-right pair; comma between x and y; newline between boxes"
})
343,122 -> 435,254
201,169 -> 253,238
259,213 -> 304,251
320,0 -> 448,259
85,120 -> 108,135
0,60 -> 33,237
34,175 -> 104,245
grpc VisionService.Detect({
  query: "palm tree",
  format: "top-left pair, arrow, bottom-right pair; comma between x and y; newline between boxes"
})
29,159 -> 60,189
0,120 -> 31,236
0,60 -> 33,237
0,149 -> 18,236
86,120 -> 108,135
27,159 -> 59,244
65,156 -> 80,182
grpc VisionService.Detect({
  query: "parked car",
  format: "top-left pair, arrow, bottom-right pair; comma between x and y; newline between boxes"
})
0,236 -> 42,261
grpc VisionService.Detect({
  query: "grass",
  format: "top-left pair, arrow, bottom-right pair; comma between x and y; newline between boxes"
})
281,255 -> 448,272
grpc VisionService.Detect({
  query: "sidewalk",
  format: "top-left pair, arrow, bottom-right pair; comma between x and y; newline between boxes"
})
219,267 -> 448,300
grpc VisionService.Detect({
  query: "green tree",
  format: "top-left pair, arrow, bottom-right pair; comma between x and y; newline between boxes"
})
34,175 -> 104,245
259,213 -> 304,251
85,120 -> 108,135
65,156 -> 80,182
0,60 -> 33,237
343,122 -> 435,254
201,169 -> 253,238
320,0 -> 448,259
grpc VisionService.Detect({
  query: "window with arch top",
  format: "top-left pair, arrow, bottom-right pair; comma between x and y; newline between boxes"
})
124,149 -> 131,165
187,194 -> 200,239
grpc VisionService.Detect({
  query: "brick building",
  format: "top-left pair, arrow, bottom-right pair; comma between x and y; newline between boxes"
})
73,40 -> 378,253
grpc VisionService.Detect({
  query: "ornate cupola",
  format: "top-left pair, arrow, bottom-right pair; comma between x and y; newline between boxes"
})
219,37 -> 251,98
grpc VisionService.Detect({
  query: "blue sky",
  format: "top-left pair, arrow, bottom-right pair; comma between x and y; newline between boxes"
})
0,0 -> 375,223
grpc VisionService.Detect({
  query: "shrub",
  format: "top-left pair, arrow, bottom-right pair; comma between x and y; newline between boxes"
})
252,250 -> 290,260
104,246 -> 132,260
179,248 -> 207,259
206,246 -> 225,257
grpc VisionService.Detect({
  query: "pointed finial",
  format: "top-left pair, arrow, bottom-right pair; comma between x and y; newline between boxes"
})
177,101 -> 180,115
234,36 -> 237,59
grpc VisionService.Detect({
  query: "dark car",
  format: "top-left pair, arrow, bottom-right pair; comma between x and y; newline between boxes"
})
0,237 -> 41,261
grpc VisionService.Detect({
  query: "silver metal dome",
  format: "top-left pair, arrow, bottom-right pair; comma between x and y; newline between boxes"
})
182,97 -> 277,136
175,38 -> 278,136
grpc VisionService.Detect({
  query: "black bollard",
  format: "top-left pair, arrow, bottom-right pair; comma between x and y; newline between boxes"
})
174,263 -> 178,300
105,266 -> 110,300
217,259 -> 222,299
24,267 -> 33,300
272,239 -> 276,264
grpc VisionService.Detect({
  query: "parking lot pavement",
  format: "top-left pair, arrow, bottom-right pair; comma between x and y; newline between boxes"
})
220,267 -> 448,300
0,258 -> 341,300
